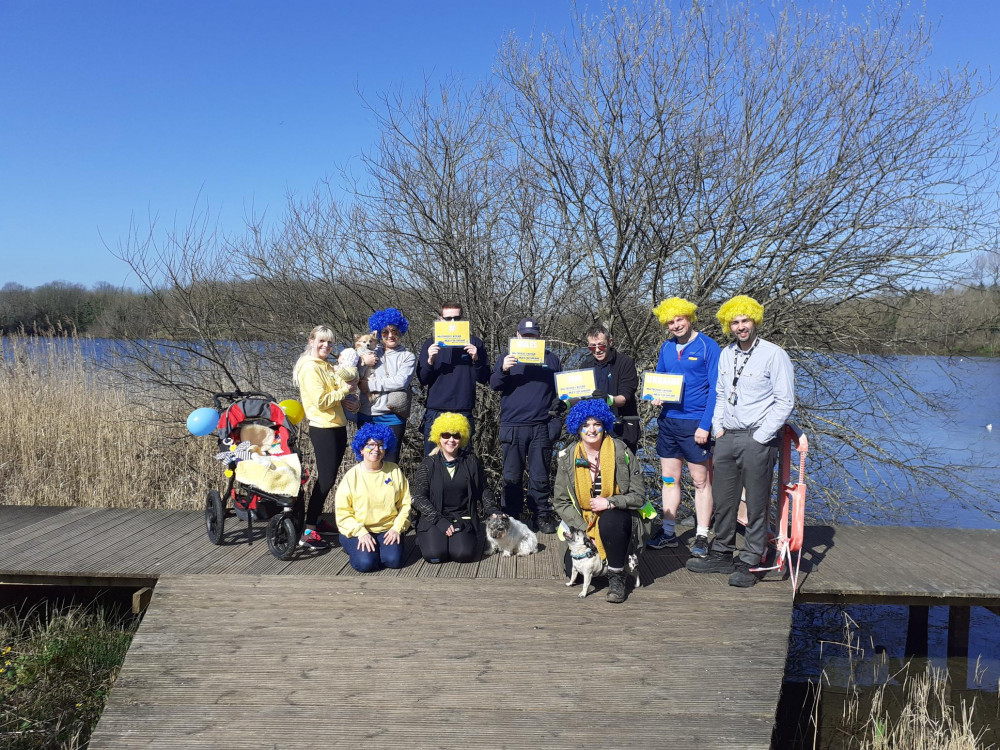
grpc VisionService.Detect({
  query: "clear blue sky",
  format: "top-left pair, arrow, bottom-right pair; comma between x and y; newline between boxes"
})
1,0 -> 997,289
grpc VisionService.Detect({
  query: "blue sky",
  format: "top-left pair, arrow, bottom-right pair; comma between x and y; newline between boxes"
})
1,0 -> 997,289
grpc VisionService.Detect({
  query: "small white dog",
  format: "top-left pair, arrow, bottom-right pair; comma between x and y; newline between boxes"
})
564,526 -> 640,598
337,331 -> 378,368
485,514 -> 538,557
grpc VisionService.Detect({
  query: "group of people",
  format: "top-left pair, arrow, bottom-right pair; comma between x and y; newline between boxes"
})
289,294 -> 795,599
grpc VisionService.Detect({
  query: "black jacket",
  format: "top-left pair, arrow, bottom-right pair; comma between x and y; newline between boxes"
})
581,348 -> 640,450
410,452 -> 499,533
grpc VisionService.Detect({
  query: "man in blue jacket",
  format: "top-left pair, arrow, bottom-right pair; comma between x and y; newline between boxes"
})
647,298 -> 721,558
417,302 -> 492,455
490,317 -> 562,534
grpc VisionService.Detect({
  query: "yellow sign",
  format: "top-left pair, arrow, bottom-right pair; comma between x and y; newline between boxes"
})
434,320 -> 470,347
642,372 -> 684,403
555,369 -> 596,400
509,337 -> 546,365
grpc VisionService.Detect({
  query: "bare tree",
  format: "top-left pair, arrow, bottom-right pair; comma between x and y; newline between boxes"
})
110,0 -> 999,520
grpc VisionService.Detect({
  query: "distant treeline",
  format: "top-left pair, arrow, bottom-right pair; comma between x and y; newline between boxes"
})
3,279 -> 998,356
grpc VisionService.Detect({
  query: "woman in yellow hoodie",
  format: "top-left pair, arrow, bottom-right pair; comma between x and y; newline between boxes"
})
292,325 -> 357,551
335,423 -> 412,571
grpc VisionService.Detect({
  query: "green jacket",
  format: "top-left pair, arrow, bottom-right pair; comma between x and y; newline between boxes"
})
552,437 -> 651,555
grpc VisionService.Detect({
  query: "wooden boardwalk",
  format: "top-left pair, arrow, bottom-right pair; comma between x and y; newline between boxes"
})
2,507 -> 1000,604
3,507 -> 1000,748
88,575 -> 791,750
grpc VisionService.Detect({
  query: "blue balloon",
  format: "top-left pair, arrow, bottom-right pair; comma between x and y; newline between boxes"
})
186,407 -> 220,437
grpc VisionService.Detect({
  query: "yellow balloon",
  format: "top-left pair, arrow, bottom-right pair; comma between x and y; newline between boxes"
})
279,399 -> 305,425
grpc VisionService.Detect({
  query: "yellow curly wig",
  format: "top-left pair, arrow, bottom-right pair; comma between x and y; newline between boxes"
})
716,295 -> 764,331
429,412 -> 470,449
653,297 -> 698,325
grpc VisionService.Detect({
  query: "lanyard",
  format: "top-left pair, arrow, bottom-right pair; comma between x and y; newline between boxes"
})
731,339 -> 759,391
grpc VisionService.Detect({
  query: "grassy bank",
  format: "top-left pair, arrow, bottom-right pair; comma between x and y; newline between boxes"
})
0,603 -> 139,750
1,336 -> 217,508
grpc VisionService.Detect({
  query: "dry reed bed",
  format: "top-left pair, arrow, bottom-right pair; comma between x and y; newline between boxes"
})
1,337 -> 217,509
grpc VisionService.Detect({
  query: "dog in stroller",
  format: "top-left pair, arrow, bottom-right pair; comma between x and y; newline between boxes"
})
205,391 -> 308,560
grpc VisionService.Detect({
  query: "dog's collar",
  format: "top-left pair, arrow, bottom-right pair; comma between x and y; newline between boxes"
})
571,550 -> 597,559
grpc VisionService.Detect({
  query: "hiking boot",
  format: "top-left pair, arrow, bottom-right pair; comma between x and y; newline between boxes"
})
690,534 -> 709,558
315,517 -> 338,534
685,549 -> 734,574
298,529 -> 330,551
729,559 -> 761,588
647,529 -> 679,549
536,512 -> 559,535
606,569 -> 627,603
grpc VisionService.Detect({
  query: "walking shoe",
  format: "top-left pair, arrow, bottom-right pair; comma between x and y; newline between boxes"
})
536,512 -> 559,535
690,534 -> 710,558
729,559 -> 761,588
606,569 -> 627,603
646,529 -> 679,549
315,517 -> 338,534
298,529 -> 330,551
685,550 -> 735,574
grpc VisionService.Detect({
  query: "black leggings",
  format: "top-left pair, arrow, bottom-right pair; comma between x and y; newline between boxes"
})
562,508 -> 633,574
416,524 -> 478,563
307,425 -> 347,526
383,421 -> 406,465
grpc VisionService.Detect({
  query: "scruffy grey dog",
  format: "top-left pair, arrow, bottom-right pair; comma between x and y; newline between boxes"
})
564,527 -> 640,598
485,514 -> 538,557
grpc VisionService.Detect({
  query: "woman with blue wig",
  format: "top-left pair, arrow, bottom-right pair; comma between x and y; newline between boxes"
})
357,307 -> 416,465
552,399 -> 650,603
334,423 -> 412,572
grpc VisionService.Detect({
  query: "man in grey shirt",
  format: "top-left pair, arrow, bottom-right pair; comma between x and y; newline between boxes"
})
686,295 -> 794,587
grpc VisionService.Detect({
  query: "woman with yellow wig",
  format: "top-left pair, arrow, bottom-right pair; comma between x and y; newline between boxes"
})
647,297 -> 721,559
410,412 -> 499,563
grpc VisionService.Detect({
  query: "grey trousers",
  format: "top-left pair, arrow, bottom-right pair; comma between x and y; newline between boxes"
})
711,429 -> 779,565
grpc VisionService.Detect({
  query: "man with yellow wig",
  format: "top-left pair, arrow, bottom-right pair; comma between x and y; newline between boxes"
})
647,297 -> 720,559
687,295 -> 794,587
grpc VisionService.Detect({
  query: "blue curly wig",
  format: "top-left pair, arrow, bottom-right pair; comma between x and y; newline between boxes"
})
368,308 -> 409,338
351,422 -> 398,460
566,398 -> 616,436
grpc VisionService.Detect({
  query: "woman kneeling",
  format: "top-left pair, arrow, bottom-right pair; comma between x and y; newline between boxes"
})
553,399 -> 650,603
412,413 -> 499,564
335,423 -> 412,572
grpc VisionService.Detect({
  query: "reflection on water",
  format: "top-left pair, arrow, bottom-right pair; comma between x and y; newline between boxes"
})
778,603 -> 1000,748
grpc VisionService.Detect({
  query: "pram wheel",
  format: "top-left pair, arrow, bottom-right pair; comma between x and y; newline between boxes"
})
267,513 -> 298,560
206,490 -> 226,544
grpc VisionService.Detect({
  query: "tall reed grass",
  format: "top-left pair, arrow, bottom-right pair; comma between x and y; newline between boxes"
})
1,335 -> 216,508
810,613 -> 991,749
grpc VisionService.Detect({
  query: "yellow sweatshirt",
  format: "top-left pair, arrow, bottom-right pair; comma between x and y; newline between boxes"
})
335,462 -> 412,537
297,357 -> 349,428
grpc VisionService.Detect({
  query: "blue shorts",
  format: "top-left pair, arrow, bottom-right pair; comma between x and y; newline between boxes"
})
657,417 -> 713,464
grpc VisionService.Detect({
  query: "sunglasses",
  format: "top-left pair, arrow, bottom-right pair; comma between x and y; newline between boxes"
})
441,316 -> 461,321
381,328 -> 400,337
363,443 -> 384,451
440,432 -> 462,440
587,343 -> 608,352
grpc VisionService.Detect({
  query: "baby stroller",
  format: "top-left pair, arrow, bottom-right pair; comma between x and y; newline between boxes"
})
205,391 -> 306,560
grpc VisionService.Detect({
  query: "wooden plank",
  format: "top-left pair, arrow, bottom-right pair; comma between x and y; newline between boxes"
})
0,505 -> 74,537
89,575 -> 792,750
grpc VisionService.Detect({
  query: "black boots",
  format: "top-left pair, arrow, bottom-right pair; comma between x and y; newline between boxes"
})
606,569 -> 627,603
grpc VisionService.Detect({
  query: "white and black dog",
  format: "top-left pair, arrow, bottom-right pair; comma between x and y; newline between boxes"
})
564,526 -> 640,598
485,514 -> 538,557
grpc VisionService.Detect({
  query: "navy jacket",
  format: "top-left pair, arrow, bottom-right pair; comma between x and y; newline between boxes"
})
490,348 -> 562,425
581,348 -> 640,449
417,335 -> 491,412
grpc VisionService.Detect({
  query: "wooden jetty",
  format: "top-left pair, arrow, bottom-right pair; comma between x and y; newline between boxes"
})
2,506 -> 1000,749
